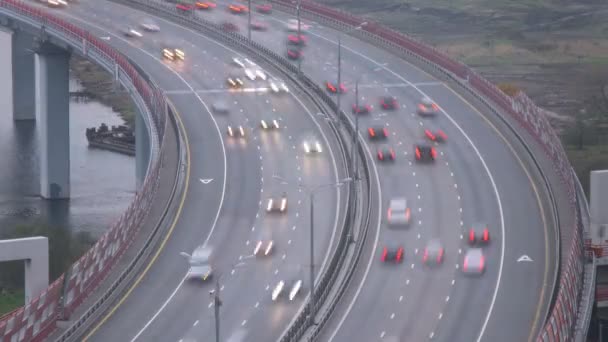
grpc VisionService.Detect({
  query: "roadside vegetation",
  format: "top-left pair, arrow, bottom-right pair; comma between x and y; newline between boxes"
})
320,0 -> 608,197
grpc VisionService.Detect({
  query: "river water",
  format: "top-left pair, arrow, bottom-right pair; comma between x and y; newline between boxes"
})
0,31 -> 135,240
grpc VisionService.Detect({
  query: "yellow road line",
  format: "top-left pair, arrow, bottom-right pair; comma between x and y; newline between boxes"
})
83,99 -> 191,341
443,85 -> 549,342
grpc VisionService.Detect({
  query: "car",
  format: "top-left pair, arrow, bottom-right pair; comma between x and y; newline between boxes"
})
424,128 -> 447,143
260,119 -> 280,130
269,80 -> 289,93
387,197 -> 411,226
380,246 -> 404,263
181,246 -> 213,281
161,46 -> 185,61
221,21 -> 239,32
368,126 -> 389,140
244,68 -> 266,81
195,1 -> 216,10
272,278 -> 302,301
286,19 -> 309,32
380,96 -> 398,110
303,140 -> 322,153
176,3 -> 194,12
287,48 -> 302,60
253,239 -> 274,256
326,81 -> 346,94
414,143 -> 436,162
121,26 -> 143,38
227,125 -> 246,138
423,240 -> 445,265
468,223 -> 490,246
462,248 -> 485,275
287,34 -> 307,46
250,21 -> 268,31
417,98 -> 440,117
352,104 -> 372,114
232,57 -> 246,68
228,4 -> 247,14
266,192 -> 287,213
139,19 -> 160,32
377,146 -> 396,162
256,3 -> 272,13
227,77 -> 244,88
46,0 -> 68,7
212,101 -> 229,114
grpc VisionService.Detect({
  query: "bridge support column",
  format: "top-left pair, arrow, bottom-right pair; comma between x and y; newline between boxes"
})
11,30 -> 36,121
35,42 -> 71,199
135,111 -> 150,190
0,237 -> 49,304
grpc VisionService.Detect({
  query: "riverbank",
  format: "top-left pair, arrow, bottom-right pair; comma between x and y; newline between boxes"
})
69,55 -> 136,128
0,289 -> 23,316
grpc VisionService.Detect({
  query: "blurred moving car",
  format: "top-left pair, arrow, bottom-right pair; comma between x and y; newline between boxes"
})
424,128 -> 447,143
221,21 -> 239,32
266,192 -> 288,213
380,246 -> 404,263
387,197 -> 411,226
121,26 -> 143,38
468,223 -> 490,246
272,278 -> 302,301
287,34 -> 307,46
140,19 -> 160,32
212,101 -> 229,114
287,48 -> 302,60
423,240 -> 445,265
227,76 -> 244,88
251,21 -> 269,31
368,126 -> 389,141
414,143 -> 437,162
380,96 -> 398,110
256,3 -> 272,13
326,81 -> 346,94
176,3 -> 194,12
253,239 -> 274,256
227,125 -> 246,138
195,1 -> 216,10
303,140 -> 322,154
181,246 -> 213,281
286,18 -> 309,32
260,119 -> 280,130
462,248 -> 485,275
161,46 -> 185,61
269,80 -> 289,93
228,3 -> 247,14
377,146 -> 396,162
417,98 -> 440,117
47,0 -> 68,7
352,104 -> 372,114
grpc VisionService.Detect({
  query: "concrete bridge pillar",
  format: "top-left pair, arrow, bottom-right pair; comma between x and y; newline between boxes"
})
135,111 -> 150,190
11,30 -> 36,120
0,237 -> 49,304
35,42 -> 71,199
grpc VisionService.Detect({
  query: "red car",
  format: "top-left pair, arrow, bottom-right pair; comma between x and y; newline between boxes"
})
250,21 -> 268,31
352,104 -> 371,114
228,4 -> 247,14
468,223 -> 490,246
287,48 -> 302,60
221,22 -> 239,32
381,246 -> 404,263
380,96 -> 398,110
326,81 -> 346,94
195,1 -> 216,10
414,144 -> 436,161
368,126 -> 388,140
176,3 -> 194,12
424,129 -> 447,143
287,34 -> 307,46
377,147 -> 396,161
256,3 -> 272,13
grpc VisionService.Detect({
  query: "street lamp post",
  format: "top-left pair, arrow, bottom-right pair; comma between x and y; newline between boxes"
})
272,175 -> 352,326
207,261 -> 249,342
247,0 -> 252,40
296,0 -> 302,73
335,22 -> 367,122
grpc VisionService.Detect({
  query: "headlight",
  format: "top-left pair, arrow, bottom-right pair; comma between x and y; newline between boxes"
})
280,198 -> 287,211
267,199 -> 273,211
254,241 -> 262,255
272,281 -> 284,301
303,142 -> 310,153
227,126 -> 234,136
272,120 -> 280,129
239,126 -> 245,136
315,142 -> 322,153
256,70 -> 266,80
289,280 -> 302,300
175,49 -> 185,59
270,82 -> 279,92
265,241 -> 273,255
260,120 -> 268,129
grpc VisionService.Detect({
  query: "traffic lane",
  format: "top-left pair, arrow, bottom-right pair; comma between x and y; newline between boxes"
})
88,89 -> 226,341
421,84 -> 547,342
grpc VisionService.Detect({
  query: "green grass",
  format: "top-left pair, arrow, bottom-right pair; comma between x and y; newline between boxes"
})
0,289 -> 24,316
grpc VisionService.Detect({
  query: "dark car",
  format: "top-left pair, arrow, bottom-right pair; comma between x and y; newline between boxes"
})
287,48 -> 302,60
326,81 -> 346,94
368,126 -> 389,141
287,34 -> 307,46
424,128 -> 447,143
377,146 -> 396,162
414,143 -> 436,162
468,223 -> 490,246
417,98 -> 440,117
256,3 -> 272,13
380,96 -> 398,110
221,21 -> 239,32
352,104 -> 372,114
381,246 -> 404,263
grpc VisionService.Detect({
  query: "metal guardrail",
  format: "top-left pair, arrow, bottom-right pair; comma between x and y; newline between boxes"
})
104,1 -> 376,341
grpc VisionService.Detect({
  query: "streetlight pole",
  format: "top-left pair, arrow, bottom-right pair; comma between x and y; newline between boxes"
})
247,0 -> 252,40
296,0 -> 302,73
336,35 -> 342,120
213,278 -> 221,342
352,79 -> 360,181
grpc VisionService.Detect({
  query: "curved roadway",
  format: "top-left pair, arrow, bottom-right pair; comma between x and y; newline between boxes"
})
38,2 -> 350,341
46,1 -> 556,342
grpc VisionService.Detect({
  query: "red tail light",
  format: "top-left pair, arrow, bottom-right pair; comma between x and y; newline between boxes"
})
437,130 -> 447,140
482,228 -> 489,242
418,104 -> 425,111
396,248 -> 403,262
463,256 -> 469,271
381,247 -> 387,261
479,255 -> 485,271
415,147 -> 421,159
438,248 -> 444,263
432,103 -> 439,110
368,128 -> 375,137
405,208 -> 411,221
425,129 -> 435,140
431,147 -> 437,158
469,229 -> 475,243
377,151 -> 383,160
382,128 -> 388,137
423,249 -> 428,262
387,208 -> 392,220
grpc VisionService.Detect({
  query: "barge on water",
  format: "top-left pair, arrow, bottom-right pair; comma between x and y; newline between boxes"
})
86,123 -> 135,156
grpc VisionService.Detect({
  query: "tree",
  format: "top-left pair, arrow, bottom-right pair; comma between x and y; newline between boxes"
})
497,82 -> 521,97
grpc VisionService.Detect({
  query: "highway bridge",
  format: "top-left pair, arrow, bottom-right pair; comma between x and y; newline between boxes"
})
0,0 -> 595,341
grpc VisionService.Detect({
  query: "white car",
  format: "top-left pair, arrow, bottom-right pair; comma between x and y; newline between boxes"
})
212,101 -> 229,114
232,57 -> 246,68
266,192 -> 287,213
181,247 -> 213,281
244,68 -> 257,81
387,197 -> 411,226
253,239 -> 274,256
303,140 -> 322,154
260,119 -> 280,130
286,19 -> 309,32
46,0 -> 68,7
227,125 -> 246,137
140,19 -> 160,32
162,47 -> 185,61
271,279 -> 302,301
227,77 -> 244,88
269,80 -> 289,93
121,26 -> 143,38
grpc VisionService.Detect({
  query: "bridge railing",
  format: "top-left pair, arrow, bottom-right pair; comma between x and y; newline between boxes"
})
267,0 -> 583,339
0,1 -> 168,341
